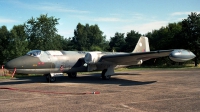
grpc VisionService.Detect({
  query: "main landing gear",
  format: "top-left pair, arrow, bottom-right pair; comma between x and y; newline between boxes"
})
45,74 -> 56,82
45,69 -> 111,82
45,72 -> 77,82
67,72 -> 77,78
101,69 -> 111,80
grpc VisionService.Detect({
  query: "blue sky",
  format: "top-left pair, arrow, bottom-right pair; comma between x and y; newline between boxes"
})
0,0 -> 200,40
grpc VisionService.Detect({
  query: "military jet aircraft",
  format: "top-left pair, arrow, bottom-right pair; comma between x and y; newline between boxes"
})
5,36 -> 196,82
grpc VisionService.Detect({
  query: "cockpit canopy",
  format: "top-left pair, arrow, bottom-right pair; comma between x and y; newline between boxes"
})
26,50 -> 42,57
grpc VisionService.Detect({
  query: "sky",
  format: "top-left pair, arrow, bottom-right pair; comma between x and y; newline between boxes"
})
0,0 -> 200,40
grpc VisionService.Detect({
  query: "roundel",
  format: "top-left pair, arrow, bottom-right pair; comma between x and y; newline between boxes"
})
139,42 -> 142,47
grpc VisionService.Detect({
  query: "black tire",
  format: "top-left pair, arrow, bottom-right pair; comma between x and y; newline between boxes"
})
68,72 -> 77,78
101,69 -> 111,80
46,74 -> 56,82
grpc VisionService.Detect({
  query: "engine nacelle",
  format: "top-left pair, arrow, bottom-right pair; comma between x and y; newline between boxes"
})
137,59 -> 143,65
84,52 -> 102,64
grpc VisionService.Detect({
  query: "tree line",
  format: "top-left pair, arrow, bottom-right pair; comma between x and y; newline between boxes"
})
0,12 -> 200,66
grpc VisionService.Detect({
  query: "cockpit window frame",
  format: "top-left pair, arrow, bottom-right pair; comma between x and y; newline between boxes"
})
26,50 -> 42,57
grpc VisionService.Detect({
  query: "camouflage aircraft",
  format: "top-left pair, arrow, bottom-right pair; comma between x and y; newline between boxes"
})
5,37 -> 196,82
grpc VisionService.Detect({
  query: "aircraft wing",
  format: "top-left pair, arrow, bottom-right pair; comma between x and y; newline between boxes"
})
99,50 -> 172,65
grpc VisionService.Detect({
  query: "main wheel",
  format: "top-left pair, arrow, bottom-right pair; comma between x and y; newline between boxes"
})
67,72 -> 77,78
46,74 -> 56,82
101,69 -> 111,80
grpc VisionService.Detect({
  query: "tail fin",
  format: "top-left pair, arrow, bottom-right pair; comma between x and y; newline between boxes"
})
132,36 -> 150,53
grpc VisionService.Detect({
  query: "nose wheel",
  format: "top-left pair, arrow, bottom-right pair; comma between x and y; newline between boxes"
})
45,74 -> 56,82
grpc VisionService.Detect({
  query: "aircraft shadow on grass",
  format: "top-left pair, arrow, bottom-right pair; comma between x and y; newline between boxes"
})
0,73 -> 156,86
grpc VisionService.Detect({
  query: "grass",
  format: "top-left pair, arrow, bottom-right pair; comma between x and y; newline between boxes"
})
0,75 -> 12,79
117,64 -> 200,71
15,74 -> 43,78
0,64 -> 199,79
0,74 -> 43,79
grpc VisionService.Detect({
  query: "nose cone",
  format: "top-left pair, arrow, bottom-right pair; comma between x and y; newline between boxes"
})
5,61 -> 13,69
5,55 -> 42,70
5,57 -> 25,69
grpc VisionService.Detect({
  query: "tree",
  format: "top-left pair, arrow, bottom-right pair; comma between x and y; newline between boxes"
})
182,12 -> 200,66
87,24 -> 106,51
73,23 -> 87,50
109,32 -> 125,52
61,37 -> 76,51
165,22 -> 183,49
148,27 -> 170,50
4,25 -> 29,61
72,23 -> 107,51
25,14 -> 62,50
144,23 -> 184,66
0,26 -> 9,64
145,22 -> 183,50
124,30 -> 141,52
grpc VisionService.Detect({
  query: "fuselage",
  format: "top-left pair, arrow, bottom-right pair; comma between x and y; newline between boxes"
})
4,50 -> 128,74
5,49 -> 196,75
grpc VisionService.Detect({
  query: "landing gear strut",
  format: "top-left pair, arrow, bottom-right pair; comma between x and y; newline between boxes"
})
45,74 -> 56,82
67,72 -> 77,78
101,69 -> 111,80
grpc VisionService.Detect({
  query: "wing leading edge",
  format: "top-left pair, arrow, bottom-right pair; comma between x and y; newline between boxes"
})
99,50 -> 172,65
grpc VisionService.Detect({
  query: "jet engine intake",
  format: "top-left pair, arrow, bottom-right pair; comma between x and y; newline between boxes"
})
137,59 -> 143,65
84,52 -> 102,64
